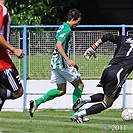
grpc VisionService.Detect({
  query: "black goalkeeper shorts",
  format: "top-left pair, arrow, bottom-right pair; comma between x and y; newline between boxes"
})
98,63 -> 132,99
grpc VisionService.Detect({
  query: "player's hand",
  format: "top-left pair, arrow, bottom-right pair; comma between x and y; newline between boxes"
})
13,48 -> 25,59
83,45 -> 97,60
66,59 -> 75,67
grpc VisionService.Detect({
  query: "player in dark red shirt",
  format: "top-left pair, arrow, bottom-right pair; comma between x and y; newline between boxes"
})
0,0 -> 24,111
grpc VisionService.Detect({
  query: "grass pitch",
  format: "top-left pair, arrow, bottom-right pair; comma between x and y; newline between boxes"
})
0,109 -> 133,133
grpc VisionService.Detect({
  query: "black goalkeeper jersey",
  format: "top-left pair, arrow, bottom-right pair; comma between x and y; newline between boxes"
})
98,34 -> 133,98
101,34 -> 133,69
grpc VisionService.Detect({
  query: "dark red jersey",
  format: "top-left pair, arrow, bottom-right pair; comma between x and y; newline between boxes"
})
0,3 -> 14,71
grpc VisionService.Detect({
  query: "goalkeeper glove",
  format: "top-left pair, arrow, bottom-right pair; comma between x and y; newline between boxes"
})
84,43 -> 99,60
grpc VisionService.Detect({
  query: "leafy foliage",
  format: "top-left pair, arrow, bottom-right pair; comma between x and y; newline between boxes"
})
5,0 -> 100,25
6,0 -> 65,25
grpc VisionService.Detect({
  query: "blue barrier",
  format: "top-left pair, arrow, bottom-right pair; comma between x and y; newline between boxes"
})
11,24 -> 133,111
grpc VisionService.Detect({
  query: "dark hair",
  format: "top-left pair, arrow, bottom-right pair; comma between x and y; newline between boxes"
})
67,8 -> 83,21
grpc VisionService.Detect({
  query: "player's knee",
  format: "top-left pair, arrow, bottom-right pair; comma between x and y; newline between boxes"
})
19,87 -> 24,96
106,103 -> 113,108
104,100 -> 113,108
81,82 -> 84,88
12,87 -> 23,99
78,82 -> 84,88
60,90 -> 66,95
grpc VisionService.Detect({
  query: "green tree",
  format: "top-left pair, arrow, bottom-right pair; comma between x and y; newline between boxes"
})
6,0 -> 65,25
6,0 -> 99,25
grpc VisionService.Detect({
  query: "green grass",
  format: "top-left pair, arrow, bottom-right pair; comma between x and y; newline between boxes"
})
0,109 -> 133,133
12,54 -> 133,79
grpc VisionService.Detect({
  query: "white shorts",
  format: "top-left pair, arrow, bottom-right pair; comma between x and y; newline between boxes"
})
50,66 -> 81,84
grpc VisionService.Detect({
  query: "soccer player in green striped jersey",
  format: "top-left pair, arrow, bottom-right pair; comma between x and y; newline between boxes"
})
29,8 -> 88,121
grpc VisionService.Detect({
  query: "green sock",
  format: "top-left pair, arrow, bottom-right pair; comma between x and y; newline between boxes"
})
72,87 -> 83,116
35,88 -> 62,106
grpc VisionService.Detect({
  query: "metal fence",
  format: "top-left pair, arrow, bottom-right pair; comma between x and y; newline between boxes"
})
10,26 -> 133,80
27,30 -> 118,79
10,28 -> 119,79
10,25 -> 133,110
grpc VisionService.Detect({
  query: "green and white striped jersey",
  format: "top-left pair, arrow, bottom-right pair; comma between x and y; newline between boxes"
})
51,22 -> 72,69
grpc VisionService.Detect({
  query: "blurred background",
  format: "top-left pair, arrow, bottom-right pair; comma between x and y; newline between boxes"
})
7,0 -> 133,25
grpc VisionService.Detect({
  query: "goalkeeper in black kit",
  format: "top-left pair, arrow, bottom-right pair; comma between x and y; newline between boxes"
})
71,33 -> 133,123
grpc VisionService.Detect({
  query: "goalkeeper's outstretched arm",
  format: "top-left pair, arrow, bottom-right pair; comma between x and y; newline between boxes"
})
101,33 -> 116,43
84,33 -> 115,60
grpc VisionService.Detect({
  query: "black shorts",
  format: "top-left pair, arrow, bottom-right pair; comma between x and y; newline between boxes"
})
0,66 -> 22,92
98,63 -> 132,99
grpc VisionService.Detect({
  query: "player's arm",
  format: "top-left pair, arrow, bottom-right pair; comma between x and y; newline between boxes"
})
56,40 -> 75,67
101,33 -> 117,43
84,33 -> 116,60
0,34 -> 25,58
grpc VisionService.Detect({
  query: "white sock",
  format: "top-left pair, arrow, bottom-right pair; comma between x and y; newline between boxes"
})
76,110 -> 87,117
84,96 -> 91,103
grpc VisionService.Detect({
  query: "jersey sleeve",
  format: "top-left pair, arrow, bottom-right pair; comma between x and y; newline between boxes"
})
56,30 -> 70,43
101,33 -> 119,44
0,5 -> 3,30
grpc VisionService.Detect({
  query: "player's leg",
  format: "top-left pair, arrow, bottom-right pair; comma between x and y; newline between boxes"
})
0,98 -> 5,111
35,83 -> 66,106
71,65 -> 125,123
72,66 -> 110,114
0,83 -> 5,111
73,93 -> 104,112
0,75 -> 12,111
0,67 -> 23,111
29,84 -> 65,117
71,79 -> 92,122
0,83 -> 15,111
29,69 -> 66,117
81,65 -> 123,115
71,78 -> 84,116
71,94 -> 113,124
85,94 -> 115,116
1,66 -> 23,99
81,93 -> 118,117
9,66 -> 23,98
60,66 -> 84,116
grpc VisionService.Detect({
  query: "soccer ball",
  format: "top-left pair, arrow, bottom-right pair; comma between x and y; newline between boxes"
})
121,108 -> 133,121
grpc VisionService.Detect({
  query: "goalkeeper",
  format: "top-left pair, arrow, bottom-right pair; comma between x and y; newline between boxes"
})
29,8 -> 88,122
71,33 -> 133,123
